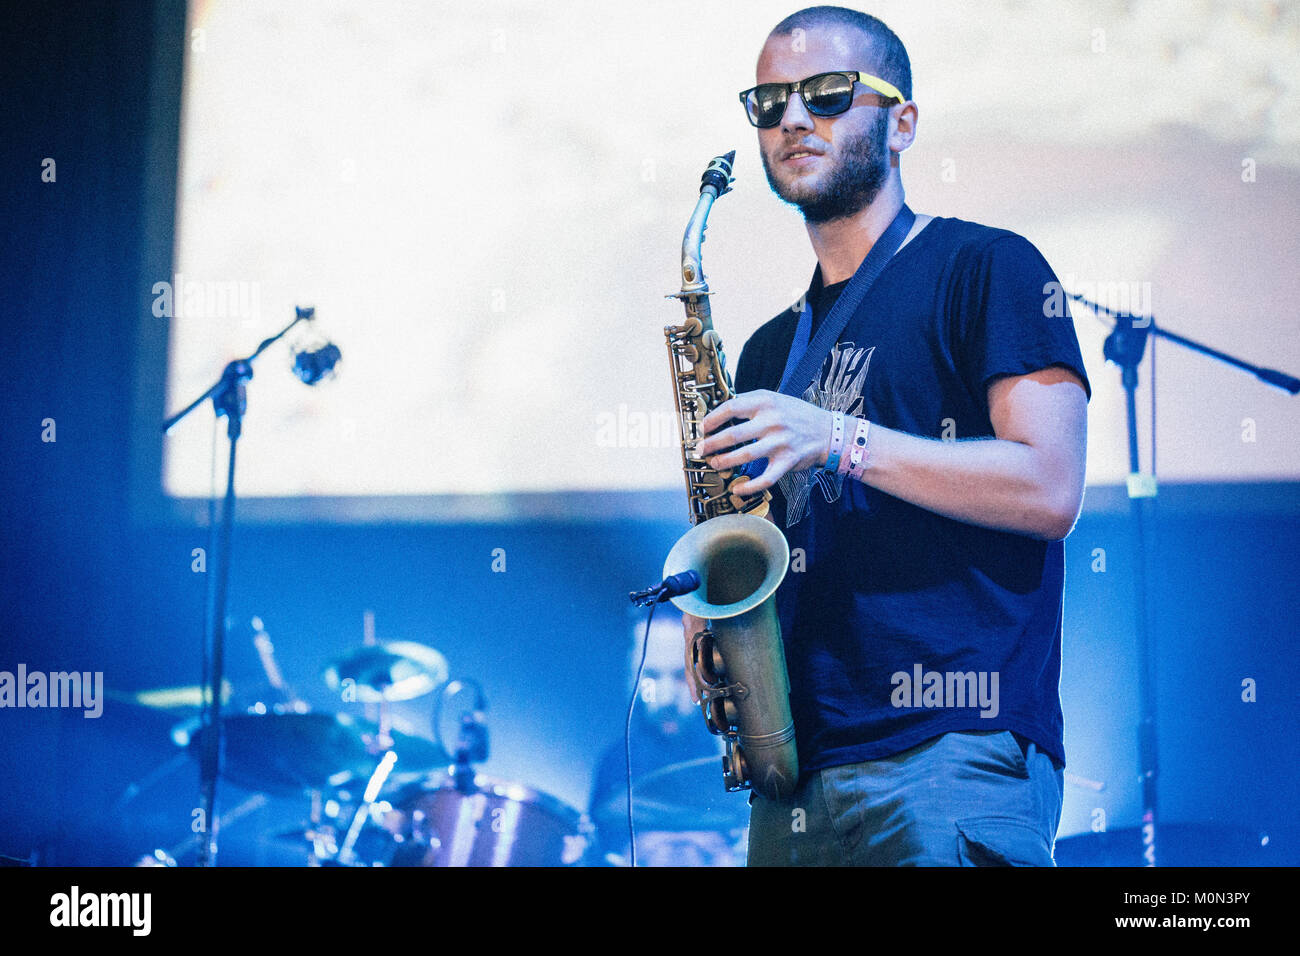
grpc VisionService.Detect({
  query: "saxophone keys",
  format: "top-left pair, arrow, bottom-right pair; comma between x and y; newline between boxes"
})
722,741 -> 750,792
699,692 -> 739,737
723,476 -> 753,511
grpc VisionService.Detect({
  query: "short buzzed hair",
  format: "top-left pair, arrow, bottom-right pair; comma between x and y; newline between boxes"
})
770,6 -> 912,101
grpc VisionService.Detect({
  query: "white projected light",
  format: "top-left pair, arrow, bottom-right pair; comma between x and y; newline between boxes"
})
164,1 -> 1300,503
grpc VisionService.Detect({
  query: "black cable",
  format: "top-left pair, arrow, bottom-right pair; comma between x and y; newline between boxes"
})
625,601 -> 657,868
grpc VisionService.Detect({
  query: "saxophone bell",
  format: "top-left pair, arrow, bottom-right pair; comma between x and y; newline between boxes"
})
664,513 -> 797,801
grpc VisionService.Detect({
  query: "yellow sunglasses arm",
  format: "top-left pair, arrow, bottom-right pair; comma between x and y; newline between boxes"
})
855,72 -> 905,104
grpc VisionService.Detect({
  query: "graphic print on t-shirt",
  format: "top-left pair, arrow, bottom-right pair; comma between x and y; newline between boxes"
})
777,342 -> 873,528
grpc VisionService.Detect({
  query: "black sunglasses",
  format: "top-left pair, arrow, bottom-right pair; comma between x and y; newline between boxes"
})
739,70 -> 904,128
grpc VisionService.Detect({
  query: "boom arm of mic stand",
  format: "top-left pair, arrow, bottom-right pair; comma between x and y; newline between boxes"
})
1069,293 -> 1299,395
162,306 -> 316,434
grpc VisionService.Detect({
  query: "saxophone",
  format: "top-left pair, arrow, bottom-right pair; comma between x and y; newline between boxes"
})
661,151 -> 798,802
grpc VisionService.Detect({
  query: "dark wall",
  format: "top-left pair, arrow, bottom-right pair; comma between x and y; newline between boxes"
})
2,0 -> 1296,866
2,0 -> 165,863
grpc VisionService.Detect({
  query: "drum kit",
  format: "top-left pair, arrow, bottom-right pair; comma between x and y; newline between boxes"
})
127,627 -> 592,867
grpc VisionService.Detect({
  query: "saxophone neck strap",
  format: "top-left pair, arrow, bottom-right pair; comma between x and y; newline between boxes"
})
777,203 -> 916,397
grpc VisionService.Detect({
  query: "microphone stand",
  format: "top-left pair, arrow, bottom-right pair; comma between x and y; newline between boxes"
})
162,306 -> 315,866
1069,293 -> 1298,866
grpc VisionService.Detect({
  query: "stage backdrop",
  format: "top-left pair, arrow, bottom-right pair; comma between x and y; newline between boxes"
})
153,0 -> 1300,517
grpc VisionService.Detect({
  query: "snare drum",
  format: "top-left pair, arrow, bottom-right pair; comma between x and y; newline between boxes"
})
391,774 -> 588,867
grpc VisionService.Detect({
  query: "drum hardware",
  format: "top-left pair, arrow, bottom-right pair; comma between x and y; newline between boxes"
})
433,678 -> 490,794
248,616 -> 305,708
335,750 -> 398,865
147,792 -> 270,866
276,788 -> 413,867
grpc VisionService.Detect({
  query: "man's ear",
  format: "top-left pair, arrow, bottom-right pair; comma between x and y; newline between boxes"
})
890,100 -> 918,154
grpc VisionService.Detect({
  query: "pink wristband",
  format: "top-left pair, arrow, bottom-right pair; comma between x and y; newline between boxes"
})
838,417 -> 872,481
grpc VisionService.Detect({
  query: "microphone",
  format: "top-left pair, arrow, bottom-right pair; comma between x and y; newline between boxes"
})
292,342 -> 341,385
629,570 -> 701,607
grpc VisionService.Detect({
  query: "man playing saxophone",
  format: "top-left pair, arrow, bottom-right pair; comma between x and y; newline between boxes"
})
686,5 -> 1090,866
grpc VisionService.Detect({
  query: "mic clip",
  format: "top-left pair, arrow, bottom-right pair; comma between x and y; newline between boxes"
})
629,570 -> 701,607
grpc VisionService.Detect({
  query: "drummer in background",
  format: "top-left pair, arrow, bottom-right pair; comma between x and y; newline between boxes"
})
586,609 -> 742,867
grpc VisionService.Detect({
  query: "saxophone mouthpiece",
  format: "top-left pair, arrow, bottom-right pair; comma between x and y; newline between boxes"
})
700,151 -> 736,196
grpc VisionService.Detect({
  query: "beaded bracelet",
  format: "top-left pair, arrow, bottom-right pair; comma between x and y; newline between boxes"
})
823,412 -> 847,473
837,417 -> 872,481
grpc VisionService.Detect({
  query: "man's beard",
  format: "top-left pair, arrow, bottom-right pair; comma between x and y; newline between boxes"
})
762,108 -> 890,224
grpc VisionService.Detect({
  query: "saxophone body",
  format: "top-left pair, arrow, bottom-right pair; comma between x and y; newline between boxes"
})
661,151 -> 798,802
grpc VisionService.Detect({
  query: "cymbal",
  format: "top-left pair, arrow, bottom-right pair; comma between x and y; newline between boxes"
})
595,755 -> 750,832
106,680 -> 234,711
186,711 -> 449,796
324,641 -> 449,703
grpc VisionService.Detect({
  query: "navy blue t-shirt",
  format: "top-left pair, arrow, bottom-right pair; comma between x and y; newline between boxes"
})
733,216 -> 1091,773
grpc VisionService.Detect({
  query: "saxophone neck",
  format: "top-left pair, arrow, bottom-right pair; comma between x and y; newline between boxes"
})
679,151 -> 736,298
679,190 -> 716,298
